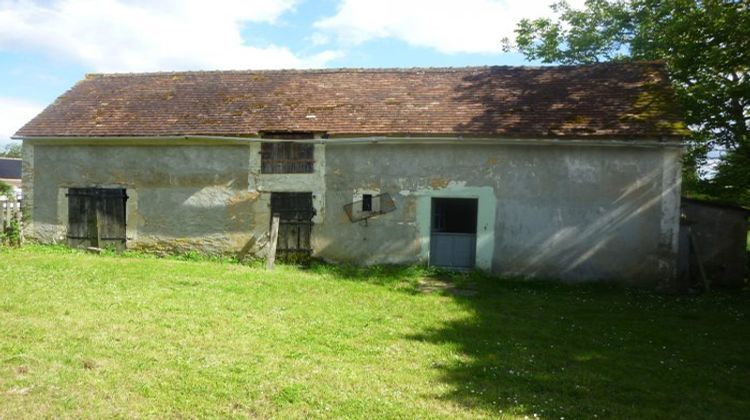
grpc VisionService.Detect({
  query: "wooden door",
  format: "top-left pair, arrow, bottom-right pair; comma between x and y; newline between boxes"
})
270,192 -> 314,256
67,188 -> 127,250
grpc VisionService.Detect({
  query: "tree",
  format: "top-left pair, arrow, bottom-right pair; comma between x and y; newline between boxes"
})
505,0 -> 750,206
0,180 -> 11,198
0,143 -> 22,158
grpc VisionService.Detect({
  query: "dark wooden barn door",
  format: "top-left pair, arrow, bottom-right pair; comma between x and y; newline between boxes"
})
67,188 -> 127,250
270,192 -> 314,256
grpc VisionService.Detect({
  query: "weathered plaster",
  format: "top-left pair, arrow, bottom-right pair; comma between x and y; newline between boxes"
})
27,144 -> 255,254
658,150 -> 683,284
318,143 -> 683,284
23,138 -> 683,284
20,142 -> 34,237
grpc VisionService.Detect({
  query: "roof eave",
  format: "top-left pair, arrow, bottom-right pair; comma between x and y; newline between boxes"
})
14,134 -> 686,148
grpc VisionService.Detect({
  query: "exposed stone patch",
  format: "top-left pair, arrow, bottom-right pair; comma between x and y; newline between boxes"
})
430,178 -> 449,189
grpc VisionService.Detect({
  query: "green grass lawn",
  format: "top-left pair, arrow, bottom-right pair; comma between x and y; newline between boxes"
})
1,246 -> 748,419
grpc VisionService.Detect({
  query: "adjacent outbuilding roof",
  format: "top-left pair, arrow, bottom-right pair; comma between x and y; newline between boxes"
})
15,61 -> 687,140
0,158 -> 21,180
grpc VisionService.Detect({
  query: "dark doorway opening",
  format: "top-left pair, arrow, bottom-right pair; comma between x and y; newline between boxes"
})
270,192 -> 314,256
430,198 -> 478,269
432,198 -> 478,233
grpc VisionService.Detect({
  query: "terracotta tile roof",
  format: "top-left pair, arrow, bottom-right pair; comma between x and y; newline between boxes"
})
15,62 -> 687,140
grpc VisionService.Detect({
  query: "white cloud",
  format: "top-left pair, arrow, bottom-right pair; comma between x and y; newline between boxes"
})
0,0 -> 342,72
0,97 -> 45,146
309,32 -> 331,46
315,0 -> 585,54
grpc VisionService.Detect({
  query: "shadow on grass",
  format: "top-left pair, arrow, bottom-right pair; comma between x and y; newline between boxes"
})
299,260 -> 744,417
302,261 -> 429,293
405,275 -> 750,418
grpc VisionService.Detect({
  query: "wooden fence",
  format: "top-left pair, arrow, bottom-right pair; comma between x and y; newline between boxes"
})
1,198 -> 23,245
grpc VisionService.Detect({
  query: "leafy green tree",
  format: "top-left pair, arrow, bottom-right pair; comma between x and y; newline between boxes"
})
0,143 -> 22,158
0,180 -> 11,198
506,0 -> 749,206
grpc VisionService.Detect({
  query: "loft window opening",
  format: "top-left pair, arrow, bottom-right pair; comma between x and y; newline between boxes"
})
260,132 -> 316,174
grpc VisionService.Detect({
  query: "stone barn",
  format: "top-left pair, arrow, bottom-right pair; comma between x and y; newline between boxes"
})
14,62 -> 687,285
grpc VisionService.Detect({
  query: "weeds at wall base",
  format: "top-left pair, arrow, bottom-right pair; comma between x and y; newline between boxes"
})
0,218 -> 22,247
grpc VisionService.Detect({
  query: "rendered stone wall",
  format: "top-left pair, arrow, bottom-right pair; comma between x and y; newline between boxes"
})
26,144 -> 260,255
318,143 -> 682,285
24,140 -> 683,284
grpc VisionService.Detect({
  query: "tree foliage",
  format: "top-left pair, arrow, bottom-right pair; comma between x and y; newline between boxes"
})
506,0 -> 750,206
0,180 -> 11,198
0,143 -> 22,158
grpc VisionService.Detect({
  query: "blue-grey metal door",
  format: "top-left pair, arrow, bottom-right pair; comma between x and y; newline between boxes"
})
430,198 -> 478,269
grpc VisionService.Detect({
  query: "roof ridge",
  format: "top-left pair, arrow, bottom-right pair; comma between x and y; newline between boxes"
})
85,61 -> 666,78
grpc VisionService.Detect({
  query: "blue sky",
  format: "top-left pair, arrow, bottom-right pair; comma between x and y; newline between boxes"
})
0,0 -> 577,147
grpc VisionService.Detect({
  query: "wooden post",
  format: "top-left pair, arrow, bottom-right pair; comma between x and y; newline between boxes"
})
4,202 -> 10,230
14,203 -> 23,246
267,216 -> 280,271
